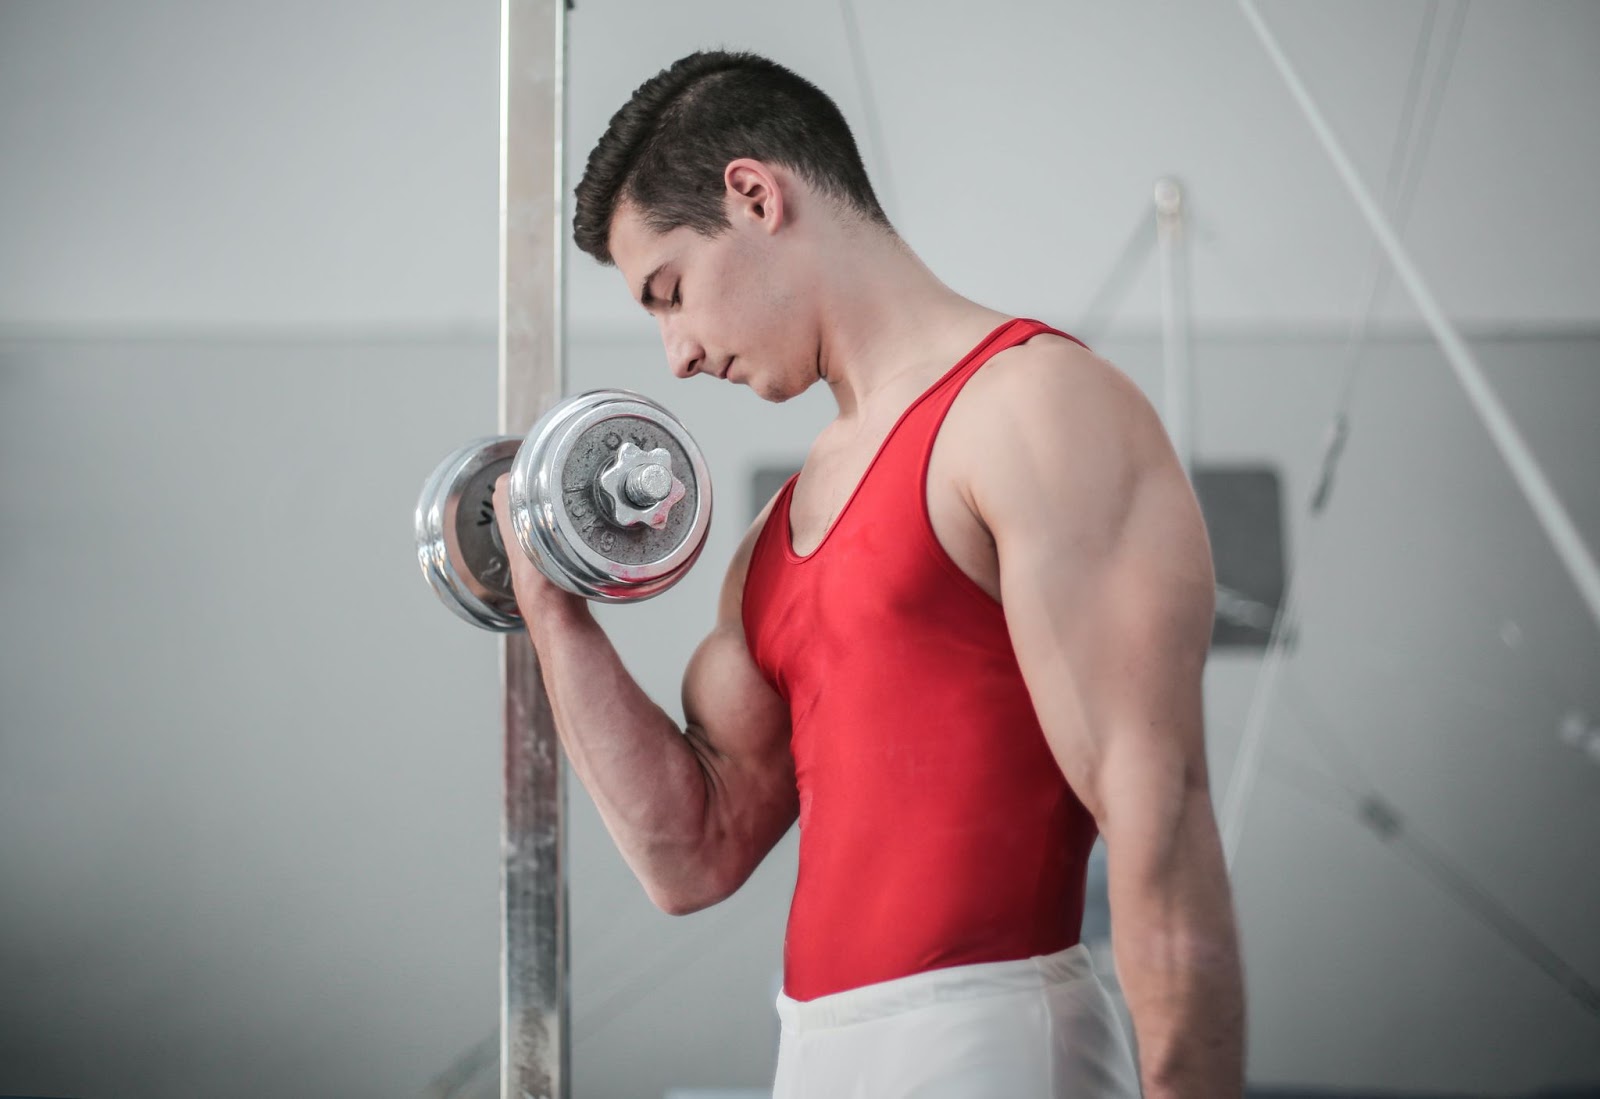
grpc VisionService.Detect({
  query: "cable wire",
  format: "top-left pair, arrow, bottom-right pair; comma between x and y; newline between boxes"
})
1240,0 -> 1600,628
1212,17 -> 1600,1031
1273,687 -> 1600,1020
837,0 -> 897,219
1221,0 -> 1471,866
1314,0 -> 1469,514
1074,208 -> 1158,347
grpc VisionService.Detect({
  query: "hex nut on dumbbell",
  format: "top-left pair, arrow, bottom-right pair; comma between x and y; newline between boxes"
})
596,441 -> 687,529
416,389 -> 714,628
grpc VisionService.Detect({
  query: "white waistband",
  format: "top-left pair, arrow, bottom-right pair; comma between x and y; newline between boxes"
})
775,943 -> 1099,1032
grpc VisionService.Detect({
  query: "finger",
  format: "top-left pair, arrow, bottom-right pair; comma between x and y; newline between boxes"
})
492,474 -> 517,542
491,472 -> 549,599
491,474 -> 526,571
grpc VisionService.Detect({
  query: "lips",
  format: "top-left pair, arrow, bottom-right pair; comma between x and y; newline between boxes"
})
719,357 -> 735,380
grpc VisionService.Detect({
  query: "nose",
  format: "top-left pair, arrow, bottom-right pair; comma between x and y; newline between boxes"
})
661,319 -> 705,379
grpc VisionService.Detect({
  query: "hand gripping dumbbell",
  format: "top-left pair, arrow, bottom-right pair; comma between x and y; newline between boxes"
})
415,390 -> 713,630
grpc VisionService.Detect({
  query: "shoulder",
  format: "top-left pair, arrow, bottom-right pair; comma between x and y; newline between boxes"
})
955,334 -> 1211,596
957,332 -> 1168,464
946,332 -> 1172,518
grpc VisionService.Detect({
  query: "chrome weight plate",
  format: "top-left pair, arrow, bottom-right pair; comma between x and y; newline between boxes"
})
508,390 -> 712,602
415,436 -> 524,631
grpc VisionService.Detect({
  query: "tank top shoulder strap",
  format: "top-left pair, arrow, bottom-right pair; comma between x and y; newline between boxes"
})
909,317 -> 1086,433
941,317 -> 1083,391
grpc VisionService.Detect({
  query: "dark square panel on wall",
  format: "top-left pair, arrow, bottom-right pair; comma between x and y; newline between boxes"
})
1192,465 -> 1287,650
750,466 -> 798,519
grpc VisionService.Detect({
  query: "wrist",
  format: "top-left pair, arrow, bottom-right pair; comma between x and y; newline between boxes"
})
521,584 -> 591,639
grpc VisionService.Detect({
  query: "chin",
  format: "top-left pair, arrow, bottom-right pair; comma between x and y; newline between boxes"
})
748,366 -> 816,405
752,375 -> 809,404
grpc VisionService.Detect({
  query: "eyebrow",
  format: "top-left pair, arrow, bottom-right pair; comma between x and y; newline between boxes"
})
637,263 -> 667,311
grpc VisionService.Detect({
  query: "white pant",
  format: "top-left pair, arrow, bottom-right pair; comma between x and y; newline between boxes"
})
772,944 -> 1141,1099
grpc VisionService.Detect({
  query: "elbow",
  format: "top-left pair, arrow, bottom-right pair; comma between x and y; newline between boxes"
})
648,876 -> 732,916
644,855 -> 739,916
641,803 -> 778,915
653,891 -> 717,917
646,885 -> 686,915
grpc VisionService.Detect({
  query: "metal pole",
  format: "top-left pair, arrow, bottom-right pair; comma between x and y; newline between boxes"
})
498,2 -> 568,1097
1154,177 -> 1195,471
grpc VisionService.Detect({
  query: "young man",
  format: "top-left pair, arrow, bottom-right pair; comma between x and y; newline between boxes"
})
492,50 -> 1243,1099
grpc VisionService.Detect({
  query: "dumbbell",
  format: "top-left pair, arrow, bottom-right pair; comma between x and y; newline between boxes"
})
415,389 -> 713,630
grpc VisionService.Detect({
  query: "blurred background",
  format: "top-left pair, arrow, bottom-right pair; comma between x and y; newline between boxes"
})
2,1 -> 1597,1097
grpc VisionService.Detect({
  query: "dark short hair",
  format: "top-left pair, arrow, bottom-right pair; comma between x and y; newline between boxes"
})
574,50 -> 890,264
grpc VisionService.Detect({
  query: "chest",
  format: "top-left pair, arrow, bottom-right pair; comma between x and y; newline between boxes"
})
786,413 -> 1002,602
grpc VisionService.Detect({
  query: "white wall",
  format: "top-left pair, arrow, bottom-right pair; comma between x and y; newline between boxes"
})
3,1 -> 1599,339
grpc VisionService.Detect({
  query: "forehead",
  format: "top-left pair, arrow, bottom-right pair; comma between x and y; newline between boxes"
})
608,203 -> 682,281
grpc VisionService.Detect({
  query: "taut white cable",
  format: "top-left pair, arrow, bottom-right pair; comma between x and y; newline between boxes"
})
1222,0 -> 1600,868
1235,0 -> 1600,631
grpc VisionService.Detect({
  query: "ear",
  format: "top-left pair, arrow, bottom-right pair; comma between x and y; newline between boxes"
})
724,158 -> 786,233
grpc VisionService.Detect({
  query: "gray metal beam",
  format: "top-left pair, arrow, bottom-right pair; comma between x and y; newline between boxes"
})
498,1 -> 568,1096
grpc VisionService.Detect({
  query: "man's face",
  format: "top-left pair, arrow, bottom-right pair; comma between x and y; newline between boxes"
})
608,200 -> 817,403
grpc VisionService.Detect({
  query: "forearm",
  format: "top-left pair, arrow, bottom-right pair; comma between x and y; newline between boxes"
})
522,594 -> 720,911
1109,789 -> 1245,1099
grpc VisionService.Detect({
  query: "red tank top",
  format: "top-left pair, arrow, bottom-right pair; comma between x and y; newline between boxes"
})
742,318 -> 1100,1001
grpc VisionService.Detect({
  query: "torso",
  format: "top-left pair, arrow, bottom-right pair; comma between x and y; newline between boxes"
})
739,319 -> 1101,1001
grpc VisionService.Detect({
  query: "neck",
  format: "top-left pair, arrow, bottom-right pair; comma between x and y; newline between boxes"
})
809,229 -> 1009,420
